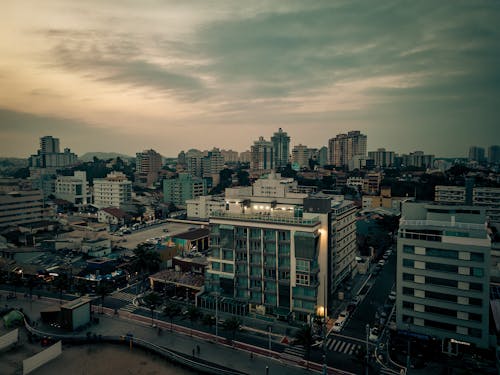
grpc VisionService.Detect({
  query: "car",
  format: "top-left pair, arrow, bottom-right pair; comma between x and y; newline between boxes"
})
385,250 -> 392,256
331,318 -> 345,332
369,327 -> 379,342
388,291 -> 396,302
351,296 -> 361,306
373,267 -> 381,276
346,303 -> 356,314
338,310 -> 349,319
382,254 -> 389,260
378,260 -> 385,266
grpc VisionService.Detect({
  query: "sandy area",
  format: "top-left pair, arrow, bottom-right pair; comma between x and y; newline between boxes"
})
33,344 -> 197,375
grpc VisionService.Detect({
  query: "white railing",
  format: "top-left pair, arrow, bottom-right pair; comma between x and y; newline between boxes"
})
211,211 -> 320,226
400,219 -> 485,231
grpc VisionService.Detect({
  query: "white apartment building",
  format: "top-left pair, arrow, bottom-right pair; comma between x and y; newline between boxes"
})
54,171 -> 91,206
397,202 -> 491,349
186,195 -> 226,220
93,172 -> 132,208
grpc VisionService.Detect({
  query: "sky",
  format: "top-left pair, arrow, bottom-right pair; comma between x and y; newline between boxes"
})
1,0 -> 499,158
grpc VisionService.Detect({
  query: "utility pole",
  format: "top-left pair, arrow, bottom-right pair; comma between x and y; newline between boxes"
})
268,325 -> 272,351
215,289 -> 219,343
365,324 -> 370,375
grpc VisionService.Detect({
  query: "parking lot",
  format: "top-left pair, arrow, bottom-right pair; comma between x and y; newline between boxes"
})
113,221 -> 206,249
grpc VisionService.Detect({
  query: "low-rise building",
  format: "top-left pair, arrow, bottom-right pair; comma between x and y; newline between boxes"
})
97,207 -> 132,229
93,172 -> 132,209
163,173 -> 207,208
54,171 -> 91,207
186,195 -> 225,220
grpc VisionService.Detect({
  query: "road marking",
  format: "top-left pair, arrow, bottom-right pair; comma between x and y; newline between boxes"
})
328,339 -> 337,350
333,340 -> 343,351
338,342 -> 347,353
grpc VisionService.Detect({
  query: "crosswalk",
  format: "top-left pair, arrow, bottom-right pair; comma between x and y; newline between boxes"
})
326,337 -> 361,355
111,291 -> 137,313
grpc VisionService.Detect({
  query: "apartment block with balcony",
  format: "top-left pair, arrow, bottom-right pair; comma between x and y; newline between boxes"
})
163,173 -> 207,208
396,202 -> 491,349
200,173 -> 357,322
93,172 -> 132,208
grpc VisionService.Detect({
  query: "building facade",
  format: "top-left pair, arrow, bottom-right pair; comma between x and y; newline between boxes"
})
202,173 -> 357,322
163,173 -> 207,208
54,171 -> 91,206
186,195 -> 226,220
328,130 -> 367,168
251,137 -> 274,171
135,149 -> 162,188
368,148 -> 395,168
396,202 -> 491,349
271,128 -> 290,169
93,172 -> 132,208
468,146 -> 486,164
488,145 -> 500,165
0,190 -> 52,228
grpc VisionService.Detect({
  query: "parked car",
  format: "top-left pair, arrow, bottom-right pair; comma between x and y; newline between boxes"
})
378,260 -> 385,266
369,327 -> 379,342
388,291 -> 396,302
331,318 -> 345,332
338,310 -> 349,319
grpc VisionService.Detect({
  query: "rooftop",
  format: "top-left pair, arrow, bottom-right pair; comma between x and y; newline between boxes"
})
211,210 -> 320,226
149,269 -> 204,288
174,228 -> 210,241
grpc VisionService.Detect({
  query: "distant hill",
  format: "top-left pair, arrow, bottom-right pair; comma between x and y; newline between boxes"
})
79,152 -> 134,162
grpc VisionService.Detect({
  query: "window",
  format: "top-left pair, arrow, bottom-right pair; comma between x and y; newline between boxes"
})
425,305 -> 456,318
296,273 -> 310,286
425,290 -> 457,302
469,313 -> 482,322
469,282 -> 483,292
469,297 -> 482,307
403,301 -> 414,309
472,268 -> 484,277
403,259 -> 414,268
426,248 -> 458,259
296,259 -> 309,273
426,262 -> 458,274
403,245 -> 415,254
403,287 -> 414,296
403,273 -> 414,281
426,276 -> 458,288
470,252 -> 484,262
425,319 -> 455,332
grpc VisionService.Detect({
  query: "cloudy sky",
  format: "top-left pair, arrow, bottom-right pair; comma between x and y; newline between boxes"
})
1,1 -> 499,158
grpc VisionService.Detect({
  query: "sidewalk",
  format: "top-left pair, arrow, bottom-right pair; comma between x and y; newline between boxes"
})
3,292 -> 354,375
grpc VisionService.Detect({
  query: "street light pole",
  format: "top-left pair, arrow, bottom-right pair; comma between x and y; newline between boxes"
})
365,323 -> 370,375
215,290 -> 218,343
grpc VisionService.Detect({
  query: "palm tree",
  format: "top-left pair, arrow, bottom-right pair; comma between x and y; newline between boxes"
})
163,302 -> 181,331
223,316 -> 242,342
293,324 -> 314,366
143,292 -> 162,326
95,283 -> 113,313
133,243 -> 162,291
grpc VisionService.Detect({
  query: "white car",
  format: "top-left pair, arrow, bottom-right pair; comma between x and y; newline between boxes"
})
331,318 -> 345,332
378,260 -> 385,266
388,291 -> 396,301
369,327 -> 379,342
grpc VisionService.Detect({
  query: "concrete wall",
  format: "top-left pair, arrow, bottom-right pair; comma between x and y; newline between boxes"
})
0,329 -> 18,351
23,340 -> 62,375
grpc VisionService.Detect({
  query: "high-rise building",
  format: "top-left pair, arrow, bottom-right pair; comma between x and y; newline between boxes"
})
468,146 -> 486,164
29,136 -> 77,170
93,172 -> 132,208
488,145 -> 500,164
328,131 -> 367,168
399,151 -> 434,169
220,149 -> 239,163
54,171 -> 91,206
40,136 -> 60,154
200,173 -> 357,322
318,146 -> 328,167
271,128 -> 290,169
163,173 -> 207,208
250,137 -> 274,171
368,148 -> 395,168
135,149 -> 162,187
396,202 -> 491,349
291,144 -> 314,169
239,151 -> 251,163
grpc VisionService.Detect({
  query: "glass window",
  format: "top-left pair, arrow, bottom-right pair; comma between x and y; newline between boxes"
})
403,259 -> 414,268
469,313 -> 482,322
425,290 -> 457,302
403,273 -> 414,281
403,301 -> 414,309
403,287 -> 414,296
425,319 -> 455,332
472,268 -> 484,277
469,282 -> 483,292
426,248 -> 458,259
425,305 -> 456,317
470,252 -> 484,262
469,328 -> 482,338
426,276 -> 458,288
403,245 -> 414,254
426,262 -> 458,273
469,297 -> 482,307
296,259 -> 309,273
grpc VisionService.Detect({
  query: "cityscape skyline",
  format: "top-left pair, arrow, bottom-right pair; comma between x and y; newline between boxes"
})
1,1 -> 499,158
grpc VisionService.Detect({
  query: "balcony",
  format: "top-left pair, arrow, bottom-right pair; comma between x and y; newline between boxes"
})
211,211 -> 321,226
400,219 -> 485,231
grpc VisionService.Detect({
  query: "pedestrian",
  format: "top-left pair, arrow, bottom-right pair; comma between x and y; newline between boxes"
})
196,344 -> 200,355
192,348 -> 195,358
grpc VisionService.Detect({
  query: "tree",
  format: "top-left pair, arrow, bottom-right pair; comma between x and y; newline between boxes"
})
95,283 -> 113,314
223,316 -> 242,342
52,274 -> 69,304
293,324 -> 314,365
202,313 -> 215,331
133,243 -> 162,276
236,170 -> 250,186
143,292 -> 162,326
163,302 -> 181,331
